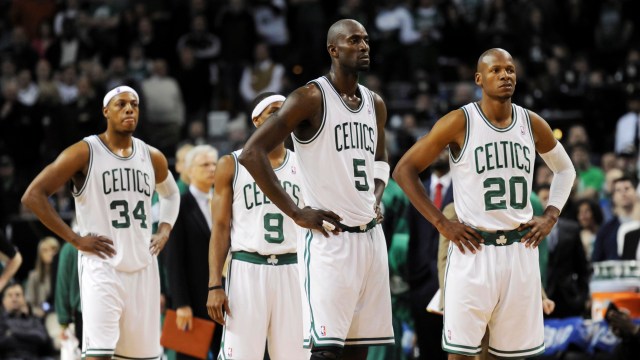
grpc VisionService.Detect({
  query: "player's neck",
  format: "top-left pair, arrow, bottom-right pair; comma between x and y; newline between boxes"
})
328,70 -> 359,97
100,131 -> 133,156
267,145 -> 286,169
478,98 -> 512,124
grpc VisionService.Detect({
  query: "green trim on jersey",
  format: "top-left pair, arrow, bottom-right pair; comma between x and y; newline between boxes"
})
472,102 -> 518,132
72,139 -> 94,197
218,259 -> 233,360
112,354 -> 162,360
293,81 -> 327,145
450,107 -> 470,164
524,109 -> 536,146
231,250 -> 297,265
322,76 -> 365,114
489,343 -> 545,357
273,149 -> 291,172
95,135 -> 138,160
231,152 -> 239,190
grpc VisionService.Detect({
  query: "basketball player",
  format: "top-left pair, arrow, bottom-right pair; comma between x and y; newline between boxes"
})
239,19 -> 394,360
206,93 -> 309,359
393,48 -> 576,359
22,86 -> 180,360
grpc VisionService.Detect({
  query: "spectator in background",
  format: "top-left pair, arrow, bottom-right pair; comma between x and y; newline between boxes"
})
55,241 -> 81,348
141,59 -> 185,155
175,46 -> 211,122
571,143 -> 605,199
9,0 -> 57,41
127,43 -> 151,83
601,167 -> 624,222
55,64 -> 78,104
606,303 -> 640,358
239,42 -> 285,107
593,177 -> 637,262
4,27 -> 39,72
167,145 -> 220,359
614,90 -> 640,156
16,68 -> 38,107
253,0 -> 289,62
407,149 -> 452,360
45,18 -> 93,70
176,15 -> 221,64
60,75 -> 102,149
0,155 -> 22,227
0,230 -> 22,294
24,236 -> 60,318
575,198 -> 604,261
31,21 -> 54,58
0,283 -> 54,359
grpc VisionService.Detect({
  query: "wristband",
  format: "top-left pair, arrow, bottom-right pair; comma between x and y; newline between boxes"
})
208,285 -> 223,291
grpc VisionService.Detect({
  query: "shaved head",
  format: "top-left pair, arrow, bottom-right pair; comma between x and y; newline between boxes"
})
477,48 -> 513,72
327,19 -> 365,46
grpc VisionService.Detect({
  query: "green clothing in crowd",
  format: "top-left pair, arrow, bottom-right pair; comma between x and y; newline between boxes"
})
577,166 -> 605,194
55,242 -> 80,325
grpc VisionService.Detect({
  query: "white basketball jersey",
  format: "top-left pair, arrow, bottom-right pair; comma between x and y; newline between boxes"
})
73,135 -> 155,272
450,103 -> 535,230
230,149 -> 303,255
292,76 -> 377,226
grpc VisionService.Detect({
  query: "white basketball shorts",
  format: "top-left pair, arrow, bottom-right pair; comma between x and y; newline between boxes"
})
300,225 -> 395,349
218,252 -> 309,360
80,254 -> 161,359
442,242 -> 545,357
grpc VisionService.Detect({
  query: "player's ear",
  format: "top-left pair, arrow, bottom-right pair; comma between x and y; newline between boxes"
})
328,43 -> 338,59
102,106 -> 109,119
474,72 -> 482,87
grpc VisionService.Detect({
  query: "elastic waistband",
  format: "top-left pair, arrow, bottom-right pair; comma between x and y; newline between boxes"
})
475,228 -> 530,246
231,251 -> 297,265
340,218 -> 377,233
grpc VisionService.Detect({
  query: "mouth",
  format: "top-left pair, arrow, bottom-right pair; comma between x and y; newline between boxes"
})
123,117 -> 135,124
500,83 -> 513,89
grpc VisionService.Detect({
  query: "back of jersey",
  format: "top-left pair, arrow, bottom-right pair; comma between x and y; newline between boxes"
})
450,103 -> 535,230
292,76 -> 377,227
230,149 -> 303,255
73,135 -> 155,272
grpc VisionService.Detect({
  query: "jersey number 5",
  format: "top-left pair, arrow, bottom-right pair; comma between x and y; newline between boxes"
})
353,158 -> 369,191
483,176 -> 528,211
110,200 -> 148,229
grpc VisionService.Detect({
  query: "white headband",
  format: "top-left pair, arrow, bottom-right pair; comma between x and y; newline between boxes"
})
251,95 -> 286,119
103,86 -> 140,107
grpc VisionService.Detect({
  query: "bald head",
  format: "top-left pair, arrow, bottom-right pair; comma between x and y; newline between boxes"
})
477,48 -> 513,72
327,19 -> 365,46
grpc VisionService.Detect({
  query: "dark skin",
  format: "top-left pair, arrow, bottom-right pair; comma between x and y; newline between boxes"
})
206,101 -> 286,326
393,48 -> 563,359
21,92 -> 172,360
239,19 -> 387,360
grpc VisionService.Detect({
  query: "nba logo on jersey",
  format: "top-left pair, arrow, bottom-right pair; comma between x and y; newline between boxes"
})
227,347 -> 232,357
367,104 -> 372,114
448,330 -> 452,341
520,125 -> 525,135
321,326 -> 327,336
291,165 -> 296,174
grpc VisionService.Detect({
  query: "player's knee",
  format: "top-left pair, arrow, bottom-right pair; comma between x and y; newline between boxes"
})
310,346 -> 343,359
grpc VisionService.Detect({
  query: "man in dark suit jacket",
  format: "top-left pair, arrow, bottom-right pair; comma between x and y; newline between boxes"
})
545,218 -> 590,318
166,145 -> 221,359
593,177 -> 636,262
622,228 -> 640,260
407,149 -> 452,359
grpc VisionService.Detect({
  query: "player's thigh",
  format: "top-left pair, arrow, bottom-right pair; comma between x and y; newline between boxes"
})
219,260 -> 269,360
301,229 -> 361,347
442,244 -> 498,356
487,245 -> 544,358
116,259 -> 162,358
80,255 -> 123,358
267,264 -> 310,360
346,226 -> 394,345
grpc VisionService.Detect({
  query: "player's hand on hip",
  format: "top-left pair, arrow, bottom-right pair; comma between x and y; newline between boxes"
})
293,206 -> 342,237
374,203 -> 384,224
439,221 -> 483,254
73,234 -> 116,259
207,288 -> 231,325
149,223 -> 169,256
542,299 -> 555,315
518,215 -> 556,248
176,306 -> 193,331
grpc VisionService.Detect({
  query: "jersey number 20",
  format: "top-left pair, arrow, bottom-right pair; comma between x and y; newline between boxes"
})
483,176 -> 528,210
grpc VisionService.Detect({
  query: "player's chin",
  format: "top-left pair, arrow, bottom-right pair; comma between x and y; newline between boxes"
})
357,63 -> 370,72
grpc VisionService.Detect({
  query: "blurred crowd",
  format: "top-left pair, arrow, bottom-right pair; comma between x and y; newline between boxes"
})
1,0 -> 640,359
